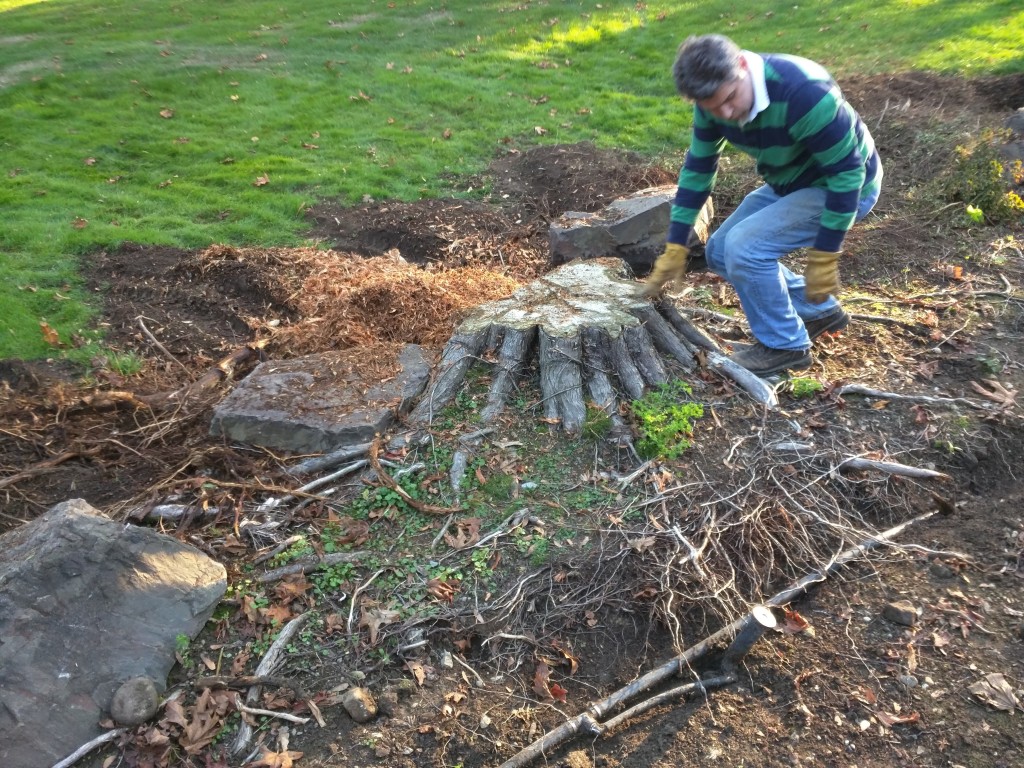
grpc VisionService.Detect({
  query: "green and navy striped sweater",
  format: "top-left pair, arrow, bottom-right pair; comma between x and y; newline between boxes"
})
668,53 -> 881,254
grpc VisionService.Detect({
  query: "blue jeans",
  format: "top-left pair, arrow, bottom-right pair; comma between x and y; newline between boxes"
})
704,184 -> 881,350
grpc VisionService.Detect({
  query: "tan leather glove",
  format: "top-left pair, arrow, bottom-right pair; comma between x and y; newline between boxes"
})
803,249 -> 840,304
639,243 -> 689,298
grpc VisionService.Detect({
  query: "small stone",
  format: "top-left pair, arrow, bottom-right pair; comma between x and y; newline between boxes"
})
929,562 -> 955,580
340,687 -> 378,723
110,677 -> 160,726
882,600 -> 918,627
897,675 -> 919,690
440,651 -> 454,669
377,690 -> 399,717
348,670 -> 366,682
396,678 -> 416,697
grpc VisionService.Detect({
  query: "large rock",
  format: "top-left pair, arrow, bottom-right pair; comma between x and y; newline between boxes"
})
0,499 -> 226,767
210,344 -> 432,454
548,185 -> 714,275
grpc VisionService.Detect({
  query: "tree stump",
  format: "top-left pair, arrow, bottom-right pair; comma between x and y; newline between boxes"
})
408,259 -> 776,435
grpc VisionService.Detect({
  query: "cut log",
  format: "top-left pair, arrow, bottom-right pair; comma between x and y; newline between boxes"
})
410,259 -> 778,434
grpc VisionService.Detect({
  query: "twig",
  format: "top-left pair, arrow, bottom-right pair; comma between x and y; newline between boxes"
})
451,652 -> 487,688
369,434 -> 461,515
347,568 -> 387,636
51,729 -> 127,768
256,551 -> 367,584
230,613 -> 311,756
837,456 -> 950,481
257,459 -> 368,513
835,383 -> 991,411
136,315 -> 188,372
0,446 -> 103,491
233,694 -> 311,725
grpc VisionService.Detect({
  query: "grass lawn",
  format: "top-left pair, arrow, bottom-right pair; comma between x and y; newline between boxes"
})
1,0 -> 1022,360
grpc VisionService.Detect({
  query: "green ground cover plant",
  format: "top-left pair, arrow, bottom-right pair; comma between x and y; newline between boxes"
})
1,0 -> 1022,359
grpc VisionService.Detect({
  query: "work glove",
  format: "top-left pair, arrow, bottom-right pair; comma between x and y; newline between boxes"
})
638,243 -> 689,299
803,249 -> 840,304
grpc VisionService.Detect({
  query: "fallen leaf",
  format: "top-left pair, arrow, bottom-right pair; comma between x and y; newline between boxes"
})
876,710 -> 920,727
39,322 -> 62,347
159,108 -> 174,118
427,577 -> 459,603
532,661 -> 553,701
71,217 -> 88,229
250,749 -> 304,768
406,660 -> 426,686
359,605 -> 401,645
253,174 -> 270,187
781,609 -> 816,637
968,673 -> 1020,712
549,682 -> 568,703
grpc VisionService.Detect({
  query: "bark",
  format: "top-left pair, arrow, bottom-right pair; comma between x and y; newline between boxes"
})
538,330 -> 587,434
408,328 -> 489,423
480,326 -> 536,424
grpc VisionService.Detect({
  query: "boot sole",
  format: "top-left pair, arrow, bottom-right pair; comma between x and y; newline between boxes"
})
806,311 -> 850,341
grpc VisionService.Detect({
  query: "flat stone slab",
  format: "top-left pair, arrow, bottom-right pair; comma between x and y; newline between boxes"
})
549,185 -> 713,276
210,344 -> 432,454
0,499 -> 226,767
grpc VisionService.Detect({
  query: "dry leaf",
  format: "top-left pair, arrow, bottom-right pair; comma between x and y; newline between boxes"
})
406,660 -> 426,686
39,321 -> 62,347
359,605 -> 401,645
781,609 -> 816,637
250,749 -> 304,768
968,673 -> 1020,712
532,661 -> 553,701
159,108 -> 174,118
426,577 -> 459,603
253,174 -> 270,187
876,710 -> 921,727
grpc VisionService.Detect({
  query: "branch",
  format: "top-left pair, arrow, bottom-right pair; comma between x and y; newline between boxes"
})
497,508 -> 939,768
230,613 -> 311,756
51,729 -> 126,768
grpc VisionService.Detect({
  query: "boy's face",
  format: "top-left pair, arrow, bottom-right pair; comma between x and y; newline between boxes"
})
695,60 -> 754,122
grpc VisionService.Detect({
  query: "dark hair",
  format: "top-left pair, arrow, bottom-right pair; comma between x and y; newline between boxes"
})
672,34 -> 743,100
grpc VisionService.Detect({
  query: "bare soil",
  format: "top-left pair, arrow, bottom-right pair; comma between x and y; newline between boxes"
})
2,72 -> 1024,768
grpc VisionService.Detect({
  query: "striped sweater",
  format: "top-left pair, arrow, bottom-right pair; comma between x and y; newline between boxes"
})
668,53 -> 881,253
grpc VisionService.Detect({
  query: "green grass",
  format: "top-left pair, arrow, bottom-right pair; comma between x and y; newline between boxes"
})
1,0 -> 1022,359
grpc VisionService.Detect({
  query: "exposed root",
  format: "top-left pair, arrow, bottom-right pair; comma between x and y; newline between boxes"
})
409,259 -> 779,435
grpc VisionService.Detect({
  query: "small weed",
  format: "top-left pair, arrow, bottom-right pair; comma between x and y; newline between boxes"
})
479,472 -> 515,500
102,351 -> 144,377
313,562 -> 356,595
977,355 -> 1003,376
582,403 -> 613,441
788,377 -> 823,399
270,537 -> 314,567
174,634 -> 194,669
630,381 -> 705,460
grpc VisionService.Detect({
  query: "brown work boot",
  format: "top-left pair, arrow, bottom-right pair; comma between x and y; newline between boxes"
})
804,309 -> 850,341
728,342 -> 813,377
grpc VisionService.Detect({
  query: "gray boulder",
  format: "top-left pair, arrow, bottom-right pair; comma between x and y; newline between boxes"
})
210,344 -> 432,455
549,185 -> 714,275
0,499 -> 226,767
